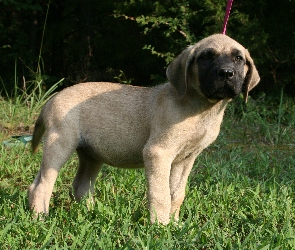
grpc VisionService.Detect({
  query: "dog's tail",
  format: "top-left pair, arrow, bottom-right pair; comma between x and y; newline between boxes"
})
32,112 -> 46,153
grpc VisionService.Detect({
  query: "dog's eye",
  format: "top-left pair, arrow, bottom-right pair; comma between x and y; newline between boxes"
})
235,56 -> 243,62
200,51 -> 214,61
202,54 -> 210,60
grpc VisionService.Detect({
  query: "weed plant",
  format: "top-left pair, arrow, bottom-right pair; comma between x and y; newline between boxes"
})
0,89 -> 295,249
0,1 -> 62,137
0,70 -> 63,138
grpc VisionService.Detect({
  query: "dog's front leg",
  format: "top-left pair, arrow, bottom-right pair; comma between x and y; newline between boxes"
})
169,155 -> 196,222
143,146 -> 173,225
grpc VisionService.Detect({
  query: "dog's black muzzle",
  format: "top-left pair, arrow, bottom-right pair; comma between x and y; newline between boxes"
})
199,55 -> 244,100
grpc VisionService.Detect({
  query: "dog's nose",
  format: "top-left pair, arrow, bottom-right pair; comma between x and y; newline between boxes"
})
218,68 -> 235,79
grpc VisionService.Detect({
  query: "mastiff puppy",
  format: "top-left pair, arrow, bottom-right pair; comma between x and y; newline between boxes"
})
28,34 -> 259,224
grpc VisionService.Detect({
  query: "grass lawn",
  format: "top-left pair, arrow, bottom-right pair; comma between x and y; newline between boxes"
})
0,93 -> 295,249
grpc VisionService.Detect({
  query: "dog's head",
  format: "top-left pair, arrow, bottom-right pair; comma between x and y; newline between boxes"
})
166,34 -> 260,103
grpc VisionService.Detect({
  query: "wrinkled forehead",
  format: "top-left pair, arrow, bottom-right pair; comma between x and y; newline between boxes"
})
195,34 -> 245,56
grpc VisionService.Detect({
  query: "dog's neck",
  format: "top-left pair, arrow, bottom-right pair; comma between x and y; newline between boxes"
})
209,98 -> 230,116
181,88 -> 230,114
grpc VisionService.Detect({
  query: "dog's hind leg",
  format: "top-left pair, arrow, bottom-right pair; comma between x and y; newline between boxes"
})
28,130 -> 77,215
71,148 -> 102,203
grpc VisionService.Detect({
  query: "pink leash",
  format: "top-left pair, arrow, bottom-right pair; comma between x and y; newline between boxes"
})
222,0 -> 234,35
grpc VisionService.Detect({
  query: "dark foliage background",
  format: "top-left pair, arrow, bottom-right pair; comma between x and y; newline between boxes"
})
1,0 -> 295,97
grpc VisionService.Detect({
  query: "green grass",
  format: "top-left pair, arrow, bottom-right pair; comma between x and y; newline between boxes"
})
0,93 -> 295,249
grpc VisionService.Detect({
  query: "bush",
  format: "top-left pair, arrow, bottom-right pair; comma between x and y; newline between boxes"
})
0,0 -> 294,96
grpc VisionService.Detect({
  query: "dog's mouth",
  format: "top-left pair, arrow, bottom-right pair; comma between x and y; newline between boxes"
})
202,78 -> 243,101
208,83 -> 240,100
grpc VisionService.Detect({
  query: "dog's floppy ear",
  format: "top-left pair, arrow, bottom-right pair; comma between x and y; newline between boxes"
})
243,49 -> 260,102
166,46 -> 197,99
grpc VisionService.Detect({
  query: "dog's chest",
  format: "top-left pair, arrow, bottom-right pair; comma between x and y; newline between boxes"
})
175,109 -> 225,160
